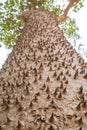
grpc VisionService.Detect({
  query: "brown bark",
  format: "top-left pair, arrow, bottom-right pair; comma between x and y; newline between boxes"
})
0,10 -> 87,130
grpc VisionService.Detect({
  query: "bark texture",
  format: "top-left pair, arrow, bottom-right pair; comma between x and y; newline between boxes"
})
0,10 -> 87,130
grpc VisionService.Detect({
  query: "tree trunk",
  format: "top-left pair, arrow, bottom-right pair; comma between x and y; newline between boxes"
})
0,10 -> 87,130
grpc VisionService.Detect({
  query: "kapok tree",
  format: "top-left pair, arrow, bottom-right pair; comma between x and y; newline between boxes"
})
0,1 -> 87,130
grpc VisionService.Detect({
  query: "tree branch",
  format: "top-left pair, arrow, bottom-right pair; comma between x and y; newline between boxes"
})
57,0 -> 80,23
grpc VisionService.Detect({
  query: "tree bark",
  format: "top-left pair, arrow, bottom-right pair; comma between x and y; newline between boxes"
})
0,10 -> 87,130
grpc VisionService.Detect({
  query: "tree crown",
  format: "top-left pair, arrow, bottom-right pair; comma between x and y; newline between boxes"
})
0,0 -> 84,48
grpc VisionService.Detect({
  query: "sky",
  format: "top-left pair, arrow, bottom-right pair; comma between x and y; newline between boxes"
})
0,0 -> 87,68
0,43 -> 11,68
70,0 -> 87,62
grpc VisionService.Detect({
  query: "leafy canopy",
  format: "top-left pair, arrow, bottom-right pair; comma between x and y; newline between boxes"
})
0,0 -> 84,48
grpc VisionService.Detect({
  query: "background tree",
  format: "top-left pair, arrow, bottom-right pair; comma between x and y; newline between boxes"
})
0,0 -> 84,48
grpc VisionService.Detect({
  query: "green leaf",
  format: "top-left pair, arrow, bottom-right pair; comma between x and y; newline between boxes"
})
0,2 -> 3,6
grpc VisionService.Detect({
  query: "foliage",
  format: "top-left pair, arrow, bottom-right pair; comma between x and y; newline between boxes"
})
0,0 -> 84,48
73,0 -> 84,12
